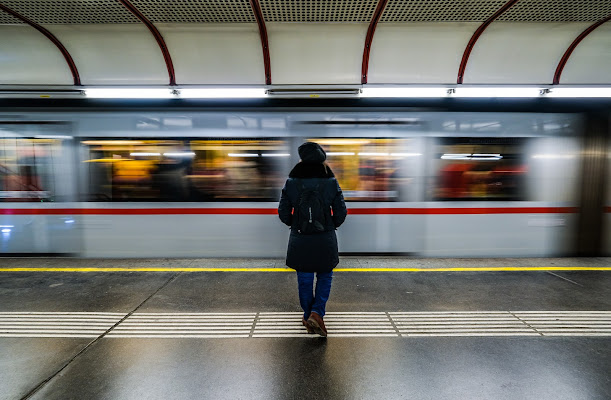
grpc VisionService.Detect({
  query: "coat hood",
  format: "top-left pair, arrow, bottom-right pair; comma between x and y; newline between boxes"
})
289,162 -> 335,179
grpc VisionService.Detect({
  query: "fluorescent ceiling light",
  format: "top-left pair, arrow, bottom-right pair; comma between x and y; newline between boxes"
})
34,135 -> 73,139
361,87 -> 449,98
268,89 -> 360,96
454,87 -> 541,98
83,140 -> 144,145
85,88 -> 174,99
326,152 -> 355,156
163,152 -> 195,157
180,88 -> 267,98
441,154 -> 471,159
545,87 -> 611,98
130,152 -> 161,156
1,229 -> 10,233
0,225 -> 14,228
228,153 -> 259,157
314,139 -> 371,145
261,153 -> 290,157
361,86 -> 611,98
358,152 -> 390,156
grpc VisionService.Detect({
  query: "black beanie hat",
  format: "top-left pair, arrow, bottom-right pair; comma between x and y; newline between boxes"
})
298,142 -> 326,163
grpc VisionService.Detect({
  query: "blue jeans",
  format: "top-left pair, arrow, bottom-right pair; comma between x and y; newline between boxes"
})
297,271 -> 333,319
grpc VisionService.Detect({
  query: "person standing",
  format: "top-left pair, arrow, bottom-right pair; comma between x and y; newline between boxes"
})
278,142 -> 347,337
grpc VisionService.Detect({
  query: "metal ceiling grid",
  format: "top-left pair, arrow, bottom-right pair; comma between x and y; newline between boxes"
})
130,0 -> 256,23
381,0 -> 508,23
0,10 -> 24,24
0,0 -> 139,24
498,0 -> 611,23
260,0 -> 379,23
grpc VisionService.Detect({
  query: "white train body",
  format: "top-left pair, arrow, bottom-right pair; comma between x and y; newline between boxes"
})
0,110 -> 606,257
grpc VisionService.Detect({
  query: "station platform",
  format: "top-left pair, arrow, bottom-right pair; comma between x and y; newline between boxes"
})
1,257 -> 610,400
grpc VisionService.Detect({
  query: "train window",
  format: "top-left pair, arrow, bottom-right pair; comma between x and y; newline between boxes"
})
83,139 -> 289,201
308,138 -> 414,201
434,138 -> 527,201
188,139 -> 288,201
0,138 -> 58,202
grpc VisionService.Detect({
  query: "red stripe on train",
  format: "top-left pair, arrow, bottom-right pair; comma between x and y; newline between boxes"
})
348,207 -> 579,215
0,208 -> 278,215
0,207 -> 579,215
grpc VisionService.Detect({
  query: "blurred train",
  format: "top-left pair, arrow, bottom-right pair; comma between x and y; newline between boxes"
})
0,108 -> 609,257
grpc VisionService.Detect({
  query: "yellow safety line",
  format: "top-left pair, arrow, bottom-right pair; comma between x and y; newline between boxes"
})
336,267 -> 611,272
0,267 -> 610,272
0,268 -> 291,272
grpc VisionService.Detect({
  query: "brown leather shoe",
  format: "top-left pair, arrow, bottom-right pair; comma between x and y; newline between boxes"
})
302,317 -> 314,334
307,312 -> 327,337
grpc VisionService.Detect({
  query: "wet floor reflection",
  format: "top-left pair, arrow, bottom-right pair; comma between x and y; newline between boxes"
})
20,336 -> 611,400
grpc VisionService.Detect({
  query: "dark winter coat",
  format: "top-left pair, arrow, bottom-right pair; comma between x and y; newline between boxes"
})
278,162 -> 347,272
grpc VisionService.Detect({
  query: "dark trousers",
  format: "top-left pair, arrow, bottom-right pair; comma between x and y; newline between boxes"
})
297,271 -> 333,319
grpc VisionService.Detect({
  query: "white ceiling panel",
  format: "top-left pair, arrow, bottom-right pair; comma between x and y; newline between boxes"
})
268,23 -> 366,84
462,22 -> 591,84
0,26 -> 73,84
560,23 -> 611,84
157,23 -> 265,84
367,23 -> 478,84
48,24 -> 169,85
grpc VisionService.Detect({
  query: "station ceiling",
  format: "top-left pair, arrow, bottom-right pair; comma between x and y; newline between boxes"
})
0,0 -> 609,24
0,1 -> 610,87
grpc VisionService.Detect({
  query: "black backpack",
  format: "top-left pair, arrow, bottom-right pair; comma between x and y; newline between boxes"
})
295,181 -> 328,234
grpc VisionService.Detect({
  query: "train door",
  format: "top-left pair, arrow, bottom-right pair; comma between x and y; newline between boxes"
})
601,115 -> 611,255
0,122 -> 80,255
606,128 -> 611,255
576,113 -> 610,256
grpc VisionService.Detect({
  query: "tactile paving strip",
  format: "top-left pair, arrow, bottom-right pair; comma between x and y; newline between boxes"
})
0,312 -> 125,338
1,311 -> 610,338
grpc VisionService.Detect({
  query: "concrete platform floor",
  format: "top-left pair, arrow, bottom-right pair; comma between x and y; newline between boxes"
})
0,257 -> 610,400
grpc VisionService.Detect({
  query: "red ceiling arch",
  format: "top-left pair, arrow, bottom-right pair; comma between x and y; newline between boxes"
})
457,0 -> 520,84
361,0 -> 390,84
553,15 -> 611,84
0,3 -> 81,86
117,0 -> 176,86
249,0 -> 271,85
